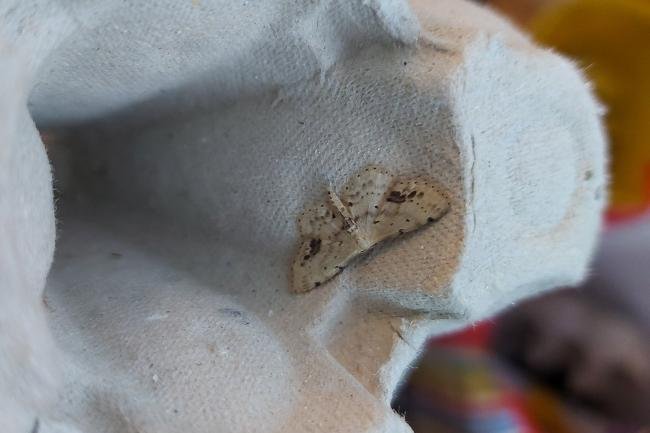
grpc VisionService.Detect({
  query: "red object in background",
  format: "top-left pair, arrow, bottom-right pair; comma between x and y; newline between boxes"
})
432,320 -> 495,351
409,327 -> 546,433
606,164 -> 650,226
607,206 -> 650,226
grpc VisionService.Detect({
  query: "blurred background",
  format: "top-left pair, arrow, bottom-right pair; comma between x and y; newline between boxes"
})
392,1 -> 650,432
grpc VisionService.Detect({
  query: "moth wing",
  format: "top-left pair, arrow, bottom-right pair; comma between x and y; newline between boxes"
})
291,231 -> 361,293
339,166 -> 393,235
293,202 -> 362,293
297,202 -> 345,239
371,177 -> 450,243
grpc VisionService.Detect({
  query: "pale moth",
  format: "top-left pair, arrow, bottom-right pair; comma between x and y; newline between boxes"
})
292,165 -> 450,293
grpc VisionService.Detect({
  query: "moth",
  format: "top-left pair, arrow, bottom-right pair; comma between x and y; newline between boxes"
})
292,165 -> 450,293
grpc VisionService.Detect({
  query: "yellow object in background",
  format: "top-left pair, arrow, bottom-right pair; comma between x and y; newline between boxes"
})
532,0 -> 650,216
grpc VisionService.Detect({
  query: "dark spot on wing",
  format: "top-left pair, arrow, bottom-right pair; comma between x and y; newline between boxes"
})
386,191 -> 406,203
309,238 -> 321,257
407,191 -> 417,198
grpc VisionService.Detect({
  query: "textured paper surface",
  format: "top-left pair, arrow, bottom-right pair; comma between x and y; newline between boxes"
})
0,0 -> 606,432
